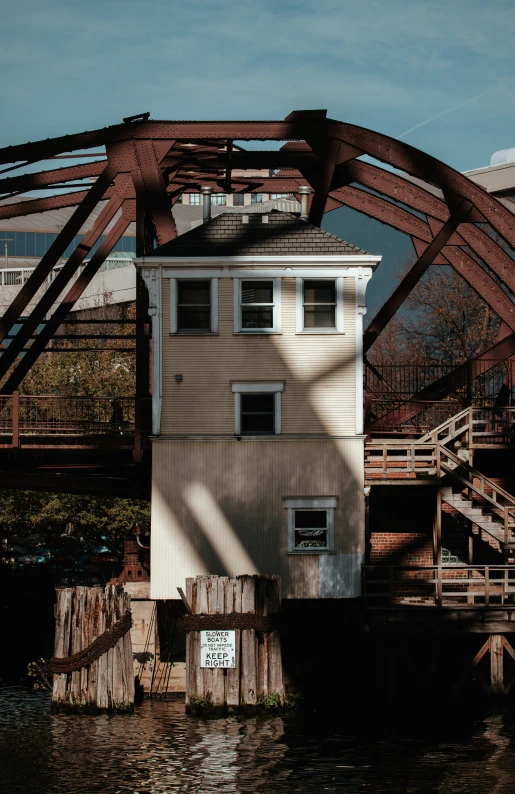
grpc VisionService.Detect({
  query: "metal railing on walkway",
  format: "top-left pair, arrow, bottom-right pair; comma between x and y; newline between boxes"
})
0,393 -> 151,448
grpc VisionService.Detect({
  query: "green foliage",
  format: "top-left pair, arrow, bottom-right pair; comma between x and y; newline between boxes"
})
1,489 -> 150,568
0,299 -> 149,574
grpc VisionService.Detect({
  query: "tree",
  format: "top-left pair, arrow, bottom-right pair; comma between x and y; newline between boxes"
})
368,264 -> 500,366
0,295 -> 147,577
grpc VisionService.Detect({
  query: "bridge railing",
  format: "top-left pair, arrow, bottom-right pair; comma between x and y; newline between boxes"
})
0,393 -> 151,445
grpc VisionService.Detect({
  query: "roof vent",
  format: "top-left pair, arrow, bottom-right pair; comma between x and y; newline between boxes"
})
298,186 -> 311,221
201,187 -> 212,223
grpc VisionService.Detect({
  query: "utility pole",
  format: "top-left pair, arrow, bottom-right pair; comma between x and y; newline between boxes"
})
0,238 -> 13,268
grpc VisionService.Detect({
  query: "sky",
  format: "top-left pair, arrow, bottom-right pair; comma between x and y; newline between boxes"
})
0,0 -> 512,312
0,0 -> 513,172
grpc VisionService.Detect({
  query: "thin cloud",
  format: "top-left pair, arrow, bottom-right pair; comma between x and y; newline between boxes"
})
396,89 -> 493,139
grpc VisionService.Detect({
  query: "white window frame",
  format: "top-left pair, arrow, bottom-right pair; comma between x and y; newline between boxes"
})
284,497 -> 337,554
231,381 -> 284,435
296,277 -> 344,334
188,193 -> 201,205
233,278 -> 281,334
170,277 -> 218,334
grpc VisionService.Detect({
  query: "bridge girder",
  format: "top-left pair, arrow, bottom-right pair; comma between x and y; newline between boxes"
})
0,109 -> 513,421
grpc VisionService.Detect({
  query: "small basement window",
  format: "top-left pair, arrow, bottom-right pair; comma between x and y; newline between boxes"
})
232,381 -> 284,435
296,278 -> 344,333
170,279 -> 218,334
284,497 -> 336,553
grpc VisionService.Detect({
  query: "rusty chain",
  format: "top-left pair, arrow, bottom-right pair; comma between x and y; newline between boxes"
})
47,610 -> 132,674
183,613 -> 277,632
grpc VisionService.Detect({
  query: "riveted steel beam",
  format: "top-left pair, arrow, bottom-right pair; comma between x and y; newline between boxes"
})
0,161 -> 106,195
1,209 -> 134,393
327,188 -> 515,333
363,202 -> 473,351
0,166 -> 116,348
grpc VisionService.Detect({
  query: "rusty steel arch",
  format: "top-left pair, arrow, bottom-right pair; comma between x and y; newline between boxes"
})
0,108 -> 513,416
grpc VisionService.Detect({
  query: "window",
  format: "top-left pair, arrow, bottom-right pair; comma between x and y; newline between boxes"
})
232,382 -> 284,435
189,193 -> 201,205
251,193 -> 263,204
270,193 -> 290,200
284,498 -> 336,553
296,278 -> 344,333
234,279 -> 281,333
232,193 -> 245,206
170,279 -> 218,333
211,194 -> 226,206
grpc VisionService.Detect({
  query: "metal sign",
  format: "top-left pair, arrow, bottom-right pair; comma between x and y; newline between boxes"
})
200,630 -> 236,668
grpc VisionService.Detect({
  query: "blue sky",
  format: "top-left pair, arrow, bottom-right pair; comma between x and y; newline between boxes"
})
0,0 -> 513,172
0,0 -> 512,313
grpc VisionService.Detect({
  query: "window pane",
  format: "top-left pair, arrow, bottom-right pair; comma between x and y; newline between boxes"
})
251,193 -> 262,203
241,307 -> 274,328
241,413 -> 275,433
241,281 -> 273,304
241,393 -> 275,434
304,280 -> 335,304
294,510 -> 327,529
304,306 -> 335,328
189,193 -> 201,205
26,232 -> 35,257
241,394 -> 274,413
294,530 -> 328,549
211,194 -> 226,205
233,194 -> 244,206
178,280 -> 210,305
177,307 -> 211,330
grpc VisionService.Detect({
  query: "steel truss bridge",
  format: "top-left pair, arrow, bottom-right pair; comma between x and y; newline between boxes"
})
0,109 -> 513,497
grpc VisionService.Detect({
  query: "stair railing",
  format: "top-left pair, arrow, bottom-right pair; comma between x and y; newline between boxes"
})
438,445 -> 515,546
419,406 -> 471,444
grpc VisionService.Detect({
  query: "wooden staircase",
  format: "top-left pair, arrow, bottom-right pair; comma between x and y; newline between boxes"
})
366,407 -> 515,556
439,445 -> 515,555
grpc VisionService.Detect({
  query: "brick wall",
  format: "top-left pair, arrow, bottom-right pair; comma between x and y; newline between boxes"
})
370,532 -> 433,565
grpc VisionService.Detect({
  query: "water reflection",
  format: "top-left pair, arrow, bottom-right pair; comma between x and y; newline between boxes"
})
3,688 -> 515,793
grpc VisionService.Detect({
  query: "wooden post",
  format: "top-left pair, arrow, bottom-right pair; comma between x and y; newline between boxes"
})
433,488 -> 442,566
185,575 -> 284,712
12,391 -> 19,448
51,585 -> 134,713
490,634 -> 505,695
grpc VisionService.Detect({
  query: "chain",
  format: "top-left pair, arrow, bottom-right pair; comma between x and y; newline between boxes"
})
47,610 -> 132,674
183,613 -> 277,632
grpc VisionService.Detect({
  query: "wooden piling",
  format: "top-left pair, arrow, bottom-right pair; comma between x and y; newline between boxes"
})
185,575 -> 284,712
51,585 -> 134,713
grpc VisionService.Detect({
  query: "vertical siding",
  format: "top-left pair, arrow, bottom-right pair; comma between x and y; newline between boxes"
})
161,277 -> 357,436
150,437 -> 364,600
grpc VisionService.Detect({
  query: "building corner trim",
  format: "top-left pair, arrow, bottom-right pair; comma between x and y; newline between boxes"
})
141,265 -> 163,435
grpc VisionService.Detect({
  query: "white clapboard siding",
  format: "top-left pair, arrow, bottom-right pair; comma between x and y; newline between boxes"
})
161,277 -> 357,436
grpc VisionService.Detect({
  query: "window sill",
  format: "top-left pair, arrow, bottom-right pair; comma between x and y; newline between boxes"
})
170,332 -> 219,336
233,331 -> 282,336
295,330 -> 344,335
287,550 -> 335,555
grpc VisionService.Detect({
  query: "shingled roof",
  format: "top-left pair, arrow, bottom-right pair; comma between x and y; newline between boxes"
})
150,211 -> 369,258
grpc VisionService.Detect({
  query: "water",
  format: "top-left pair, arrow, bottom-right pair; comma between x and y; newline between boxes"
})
2,688 -> 515,794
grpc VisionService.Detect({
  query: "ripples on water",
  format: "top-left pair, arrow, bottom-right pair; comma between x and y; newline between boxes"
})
2,687 -> 515,793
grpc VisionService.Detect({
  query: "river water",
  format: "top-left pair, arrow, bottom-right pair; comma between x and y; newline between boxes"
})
2,687 -> 515,793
